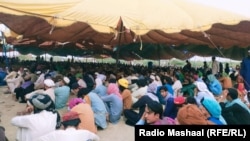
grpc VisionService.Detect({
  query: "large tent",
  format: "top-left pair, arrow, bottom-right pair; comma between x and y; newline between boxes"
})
0,0 -> 250,60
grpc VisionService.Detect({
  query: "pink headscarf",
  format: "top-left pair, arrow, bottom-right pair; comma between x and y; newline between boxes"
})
68,98 -> 84,109
107,83 -> 122,99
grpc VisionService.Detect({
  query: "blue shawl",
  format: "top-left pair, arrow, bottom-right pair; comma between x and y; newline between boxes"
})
225,98 -> 250,114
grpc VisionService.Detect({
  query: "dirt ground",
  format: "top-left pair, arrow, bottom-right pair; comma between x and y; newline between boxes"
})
0,86 -> 134,141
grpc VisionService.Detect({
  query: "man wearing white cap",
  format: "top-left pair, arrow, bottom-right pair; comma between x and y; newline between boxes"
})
54,77 -> 71,109
240,49 -> 250,91
12,94 -> 60,141
25,78 -> 56,102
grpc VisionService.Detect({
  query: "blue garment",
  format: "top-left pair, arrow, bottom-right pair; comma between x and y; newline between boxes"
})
240,57 -> 250,90
0,71 -> 7,86
208,80 -> 222,96
54,85 -> 70,109
163,96 -> 177,119
201,97 -> 221,118
136,119 -> 145,125
226,98 -> 250,114
163,93 -> 173,104
92,85 -> 107,97
156,84 -> 174,105
208,117 -> 224,125
207,74 -> 222,96
88,92 -> 108,129
101,94 -> 123,124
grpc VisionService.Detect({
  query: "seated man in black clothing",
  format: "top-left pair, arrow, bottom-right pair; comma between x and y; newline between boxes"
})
218,88 -> 250,125
124,95 -> 156,126
14,74 -> 34,103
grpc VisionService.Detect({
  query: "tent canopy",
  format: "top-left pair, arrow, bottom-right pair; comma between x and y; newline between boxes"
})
0,0 -> 250,60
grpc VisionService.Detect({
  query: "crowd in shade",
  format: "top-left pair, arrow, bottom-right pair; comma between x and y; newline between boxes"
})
0,50 -> 250,140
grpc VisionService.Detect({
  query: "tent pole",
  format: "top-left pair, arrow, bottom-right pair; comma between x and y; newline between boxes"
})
1,31 -> 9,68
116,19 -> 123,70
158,45 -> 160,66
44,51 -> 47,62
3,41 -> 8,68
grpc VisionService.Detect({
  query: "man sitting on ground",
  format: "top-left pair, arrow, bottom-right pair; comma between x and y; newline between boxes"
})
34,111 -> 100,141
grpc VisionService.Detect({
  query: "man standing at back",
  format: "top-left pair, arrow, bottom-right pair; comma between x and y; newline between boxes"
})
212,56 -> 220,76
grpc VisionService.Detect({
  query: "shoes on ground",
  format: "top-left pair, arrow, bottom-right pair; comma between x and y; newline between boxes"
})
19,100 -> 26,103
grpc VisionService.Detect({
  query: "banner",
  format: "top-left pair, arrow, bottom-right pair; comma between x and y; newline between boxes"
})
135,125 -> 250,140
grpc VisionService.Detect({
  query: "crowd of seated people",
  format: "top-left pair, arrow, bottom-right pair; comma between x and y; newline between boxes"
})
0,56 -> 250,140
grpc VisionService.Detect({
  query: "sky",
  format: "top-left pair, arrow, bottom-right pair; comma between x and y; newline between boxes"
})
0,24 -> 11,37
0,24 -> 7,32
190,0 -> 250,18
